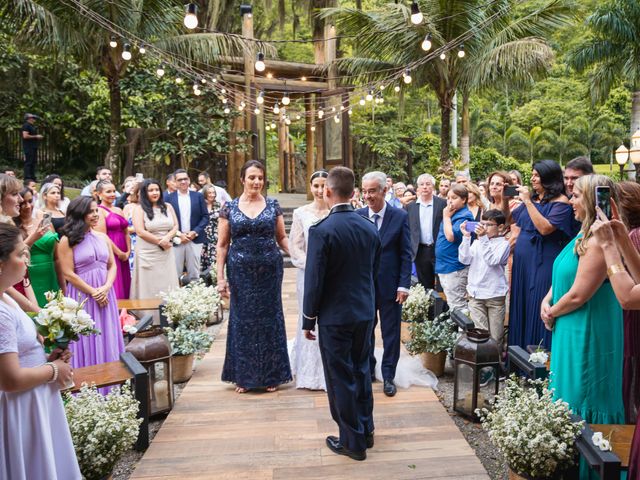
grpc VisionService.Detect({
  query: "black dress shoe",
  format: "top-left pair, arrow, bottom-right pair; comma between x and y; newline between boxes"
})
325,436 -> 366,461
366,432 -> 374,449
383,379 -> 397,397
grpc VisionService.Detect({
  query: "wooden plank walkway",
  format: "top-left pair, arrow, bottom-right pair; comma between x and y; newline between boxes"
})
130,269 -> 489,480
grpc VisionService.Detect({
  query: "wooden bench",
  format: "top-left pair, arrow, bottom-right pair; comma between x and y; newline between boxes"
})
70,352 -> 149,451
507,345 -> 549,380
117,298 -> 163,313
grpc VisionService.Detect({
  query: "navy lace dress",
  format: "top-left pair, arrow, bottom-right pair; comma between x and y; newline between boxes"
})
220,197 -> 292,388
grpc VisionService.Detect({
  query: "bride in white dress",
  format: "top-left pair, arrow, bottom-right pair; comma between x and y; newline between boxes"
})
289,171 -> 329,390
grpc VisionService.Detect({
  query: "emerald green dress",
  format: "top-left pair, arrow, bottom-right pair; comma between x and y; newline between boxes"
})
28,230 -> 60,307
550,235 -> 625,424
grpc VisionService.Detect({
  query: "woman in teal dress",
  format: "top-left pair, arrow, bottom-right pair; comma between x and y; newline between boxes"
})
541,174 -> 624,424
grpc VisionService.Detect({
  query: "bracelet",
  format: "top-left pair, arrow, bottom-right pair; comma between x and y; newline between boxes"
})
607,263 -> 626,277
45,362 -> 58,384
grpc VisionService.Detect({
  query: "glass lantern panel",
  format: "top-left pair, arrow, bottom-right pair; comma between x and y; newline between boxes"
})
454,363 -> 475,416
478,365 -> 498,410
150,361 -> 171,413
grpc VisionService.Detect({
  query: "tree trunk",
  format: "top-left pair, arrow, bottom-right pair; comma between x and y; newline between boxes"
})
439,97 -> 453,175
105,73 -> 121,176
460,92 -> 470,167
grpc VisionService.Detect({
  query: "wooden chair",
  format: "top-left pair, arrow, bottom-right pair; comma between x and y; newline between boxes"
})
70,352 -> 150,451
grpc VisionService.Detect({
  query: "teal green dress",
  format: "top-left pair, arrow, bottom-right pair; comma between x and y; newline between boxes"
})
550,235 -> 625,424
28,230 -> 60,308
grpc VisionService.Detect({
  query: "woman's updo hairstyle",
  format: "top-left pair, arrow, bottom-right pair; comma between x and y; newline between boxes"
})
310,170 -> 329,182
0,223 -> 23,262
240,160 -> 266,182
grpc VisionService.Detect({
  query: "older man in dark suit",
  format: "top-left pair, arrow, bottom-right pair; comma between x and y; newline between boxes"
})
357,171 -> 412,397
303,167 -> 381,461
407,173 -> 447,290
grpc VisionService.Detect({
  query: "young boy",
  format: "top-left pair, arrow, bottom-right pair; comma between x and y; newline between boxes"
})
458,209 -> 510,344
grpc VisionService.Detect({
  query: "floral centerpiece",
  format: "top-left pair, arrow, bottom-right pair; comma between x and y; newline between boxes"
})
32,290 -> 99,352
64,383 -> 142,480
477,376 -> 583,479
402,284 -> 434,323
160,280 -> 221,329
404,311 -> 457,376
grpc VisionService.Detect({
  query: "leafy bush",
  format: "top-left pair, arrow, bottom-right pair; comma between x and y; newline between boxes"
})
469,146 -> 530,183
405,311 -> 458,355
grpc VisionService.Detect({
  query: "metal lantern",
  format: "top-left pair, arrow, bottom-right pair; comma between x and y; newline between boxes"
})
126,327 -> 174,416
453,328 -> 500,420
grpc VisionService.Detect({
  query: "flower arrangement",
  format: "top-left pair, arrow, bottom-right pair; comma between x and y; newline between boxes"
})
32,290 -> 99,351
592,431 -> 612,451
164,325 -> 213,358
401,284 -> 434,323
161,280 -> 221,329
529,340 -> 549,364
405,311 -> 458,355
477,376 -> 583,478
64,383 -> 142,480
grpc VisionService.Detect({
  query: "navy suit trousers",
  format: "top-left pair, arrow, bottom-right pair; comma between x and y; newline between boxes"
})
318,321 -> 374,453
370,299 -> 402,381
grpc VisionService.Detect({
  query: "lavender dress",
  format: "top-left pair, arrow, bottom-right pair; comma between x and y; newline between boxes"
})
0,296 -> 81,480
67,231 -> 124,375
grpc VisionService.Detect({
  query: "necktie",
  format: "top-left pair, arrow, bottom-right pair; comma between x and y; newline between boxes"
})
372,213 -> 381,230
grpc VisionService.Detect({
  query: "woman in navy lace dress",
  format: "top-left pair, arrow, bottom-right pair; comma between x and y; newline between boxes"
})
216,160 -> 292,393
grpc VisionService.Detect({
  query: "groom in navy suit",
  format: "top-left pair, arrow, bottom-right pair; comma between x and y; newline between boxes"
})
358,171 -> 412,397
303,166 -> 381,461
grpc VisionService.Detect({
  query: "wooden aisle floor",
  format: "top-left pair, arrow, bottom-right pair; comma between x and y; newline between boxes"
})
130,269 -> 489,480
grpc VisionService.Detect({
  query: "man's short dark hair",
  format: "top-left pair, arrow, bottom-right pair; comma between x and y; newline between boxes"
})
565,156 -> 594,175
166,173 -> 175,181
96,165 -> 109,174
174,168 -> 188,177
199,171 -> 210,180
482,208 -> 506,226
327,166 -> 355,199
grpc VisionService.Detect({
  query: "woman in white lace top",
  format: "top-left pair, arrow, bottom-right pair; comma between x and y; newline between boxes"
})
288,170 -> 330,390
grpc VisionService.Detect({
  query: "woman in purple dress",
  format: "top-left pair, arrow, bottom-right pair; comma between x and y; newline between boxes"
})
58,197 -> 124,374
95,180 -> 131,299
0,223 -> 81,480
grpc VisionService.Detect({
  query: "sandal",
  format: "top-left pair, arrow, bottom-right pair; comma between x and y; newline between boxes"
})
235,386 -> 249,393
266,385 -> 278,393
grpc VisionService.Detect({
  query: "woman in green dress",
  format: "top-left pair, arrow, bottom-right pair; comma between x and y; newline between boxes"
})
541,174 -> 625,424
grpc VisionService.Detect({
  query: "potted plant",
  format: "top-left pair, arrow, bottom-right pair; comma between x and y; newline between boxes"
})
477,376 -> 583,479
161,280 -> 221,330
404,311 -> 457,376
64,383 -> 142,480
401,284 -> 434,343
165,325 -> 214,383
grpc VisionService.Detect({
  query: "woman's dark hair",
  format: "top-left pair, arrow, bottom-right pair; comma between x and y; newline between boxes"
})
532,160 -> 565,204
61,196 -> 95,247
42,174 -> 65,200
616,181 -> 640,230
139,179 -> 167,221
240,160 -> 266,181
0,223 -> 23,263
310,169 -> 329,182
14,187 -> 34,236
482,209 -> 507,226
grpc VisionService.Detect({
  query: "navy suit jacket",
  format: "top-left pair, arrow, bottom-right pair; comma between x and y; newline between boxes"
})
303,204 -> 381,330
357,204 -> 412,302
407,196 -> 447,260
164,190 -> 208,244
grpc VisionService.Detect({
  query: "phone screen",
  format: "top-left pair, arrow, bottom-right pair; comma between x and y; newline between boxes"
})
503,185 -> 519,197
466,221 -> 479,232
596,186 -> 611,220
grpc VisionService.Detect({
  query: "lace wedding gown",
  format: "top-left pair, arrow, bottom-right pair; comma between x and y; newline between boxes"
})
289,204 -> 328,390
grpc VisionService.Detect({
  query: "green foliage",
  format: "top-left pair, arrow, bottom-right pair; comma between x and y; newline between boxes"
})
405,311 -> 458,355
468,146 -> 530,183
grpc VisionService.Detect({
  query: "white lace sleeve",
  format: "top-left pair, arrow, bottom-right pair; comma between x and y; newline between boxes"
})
288,208 -> 307,270
0,306 -> 18,354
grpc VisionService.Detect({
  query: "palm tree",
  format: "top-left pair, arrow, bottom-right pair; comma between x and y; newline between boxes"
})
2,0 -> 260,172
569,0 -> 640,137
506,125 -> 545,164
319,0 -> 570,173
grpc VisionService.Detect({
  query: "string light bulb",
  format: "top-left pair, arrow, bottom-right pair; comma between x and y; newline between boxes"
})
334,115 -> 340,124
224,107 -> 230,114
239,101 -> 246,110
296,114 -> 301,120
109,36 -> 117,48
457,44 -> 465,58
285,116 -> 291,126
366,91 -> 374,102
254,107 -> 261,115
394,85 -> 401,93
257,91 -> 265,104
421,33 -> 432,51
273,102 -> 280,114
139,44 -> 146,54
318,109 -> 324,119
282,92 -> 290,105
156,64 -> 165,77
271,122 -> 276,129
266,72 -> 273,79
403,69 -> 412,84
348,109 -> 353,115
200,77 -> 207,84
410,1 -> 423,25
220,88 -> 226,94
121,43 -> 132,61
184,3 -> 198,30
379,84 -> 386,90
359,97 -> 366,106
440,52 -> 446,60
255,52 -> 266,72
221,97 -> 227,104
265,125 -> 271,131
311,125 -> 316,132
301,76 -> 307,81
194,88 -> 202,96
175,76 -> 183,84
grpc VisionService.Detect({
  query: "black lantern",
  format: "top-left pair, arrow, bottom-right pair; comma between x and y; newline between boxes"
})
453,328 -> 500,420
126,327 -> 174,416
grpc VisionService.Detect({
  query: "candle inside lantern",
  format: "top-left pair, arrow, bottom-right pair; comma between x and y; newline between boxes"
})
154,380 -> 169,410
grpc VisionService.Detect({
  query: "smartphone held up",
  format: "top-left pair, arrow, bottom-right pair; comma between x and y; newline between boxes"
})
595,186 -> 612,220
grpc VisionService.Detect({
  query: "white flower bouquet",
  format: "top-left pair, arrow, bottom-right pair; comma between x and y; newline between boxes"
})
164,325 -> 213,359
161,280 -> 221,329
402,284 -> 434,323
32,290 -> 99,352
477,376 -> 583,478
405,311 -> 458,355
64,383 -> 142,480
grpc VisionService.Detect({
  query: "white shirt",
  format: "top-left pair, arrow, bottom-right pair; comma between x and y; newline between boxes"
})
213,185 -> 231,206
367,202 -> 387,230
458,235 -> 510,299
417,197 -> 434,245
177,190 -> 191,233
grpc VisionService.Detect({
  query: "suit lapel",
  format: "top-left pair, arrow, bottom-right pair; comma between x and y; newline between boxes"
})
378,206 -> 392,239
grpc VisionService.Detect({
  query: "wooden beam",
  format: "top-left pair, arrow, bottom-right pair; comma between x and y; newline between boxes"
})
217,56 -> 326,78
242,9 -> 254,159
221,74 -> 328,93
305,94 -> 315,200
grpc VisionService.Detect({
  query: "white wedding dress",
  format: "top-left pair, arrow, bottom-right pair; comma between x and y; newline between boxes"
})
289,204 -> 328,390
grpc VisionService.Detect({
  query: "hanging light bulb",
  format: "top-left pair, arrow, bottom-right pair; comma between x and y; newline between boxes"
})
440,52 -> 446,60
200,77 -> 207,84
301,76 -> 307,81
403,69 -> 412,84
410,1 -> 423,25
318,109 -> 324,119
394,85 -> 401,93
285,116 -> 291,126
221,97 -> 227,104
156,64 -> 165,77
311,125 -> 316,132
359,97 -> 366,106
121,43 -> 132,61
257,91 -> 264,104
421,33 -> 432,51
224,107 -> 230,114
282,92 -> 290,105
192,82 -> 199,90
194,88 -> 202,96
220,88 -> 226,94
340,105 -> 345,111
265,125 -> 271,131
295,114 -> 301,120
254,107 -> 261,115
379,84 -> 386,90
348,109 -> 353,115
109,36 -> 118,48
379,96 -> 385,104
255,52 -> 266,72
239,101 -> 246,110
366,91 -> 374,102
184,3 -> 198,30
266,72 -> 273,79
212,76 -> 218,83
139,44 -> 146,54
331,106 -> 336,113
273,102 -> 280,114
334,115 -> 340,124
458,44 -> 465,58
175,76 -> 183,84
271,122 -> 276,129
